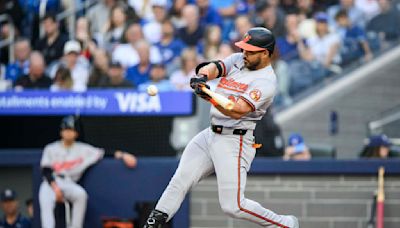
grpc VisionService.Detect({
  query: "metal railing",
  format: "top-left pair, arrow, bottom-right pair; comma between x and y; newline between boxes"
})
0,14 -> 15,63
368,104 -> 400,137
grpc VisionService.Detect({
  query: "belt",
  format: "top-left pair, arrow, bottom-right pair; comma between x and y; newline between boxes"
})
211,125 -> 248,135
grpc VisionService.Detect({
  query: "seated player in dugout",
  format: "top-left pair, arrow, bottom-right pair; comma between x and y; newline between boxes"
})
143,27 -> 299,228
283,133 -> 311,161
39,116 -> 137,228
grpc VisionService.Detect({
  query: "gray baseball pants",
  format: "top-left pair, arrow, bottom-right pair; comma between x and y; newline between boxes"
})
156,128 -> 295,227
39,177 -> 87,228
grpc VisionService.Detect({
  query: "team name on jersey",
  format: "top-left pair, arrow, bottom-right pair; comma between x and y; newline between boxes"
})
217,78 -> 249,93
52,157 -> 83,173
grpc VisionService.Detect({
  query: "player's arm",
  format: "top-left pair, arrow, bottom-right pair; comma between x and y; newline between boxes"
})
212,97 -> 253,120
41,167 -> 64,202
195,60 -> 226,81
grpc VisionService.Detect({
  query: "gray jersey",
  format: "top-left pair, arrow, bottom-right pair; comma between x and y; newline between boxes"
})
40,141 -> 104,182
210,53 -> 277,130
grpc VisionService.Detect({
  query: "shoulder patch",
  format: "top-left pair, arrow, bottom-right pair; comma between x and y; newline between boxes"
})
249,89 -> 261,102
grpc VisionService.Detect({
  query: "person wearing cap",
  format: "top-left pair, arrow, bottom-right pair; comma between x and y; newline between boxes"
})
283,133 -> 312,160
304,12 -> 341,73
0,189 -> 31,228
360,134 -> 393,158
99,61 -> 134,88
34,14 -> 68,66
39,116 -> 137,228
55,40 -> 90,91
143,27 -> 299,228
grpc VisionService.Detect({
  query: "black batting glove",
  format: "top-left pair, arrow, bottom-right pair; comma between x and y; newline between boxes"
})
190,74 -> 208,89
194,84 -> 212,100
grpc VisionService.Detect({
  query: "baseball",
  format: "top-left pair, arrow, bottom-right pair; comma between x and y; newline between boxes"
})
147,85 -> 158,96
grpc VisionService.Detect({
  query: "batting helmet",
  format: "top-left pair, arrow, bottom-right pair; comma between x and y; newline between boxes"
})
60,115 -> 78,131
235,27 -> 275,55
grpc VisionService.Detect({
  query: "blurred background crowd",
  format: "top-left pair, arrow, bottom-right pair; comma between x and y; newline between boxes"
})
0,0 -> 399,106
0,0 -> 399,159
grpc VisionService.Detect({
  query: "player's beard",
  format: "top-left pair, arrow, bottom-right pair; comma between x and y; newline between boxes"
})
244,58 -> 261,71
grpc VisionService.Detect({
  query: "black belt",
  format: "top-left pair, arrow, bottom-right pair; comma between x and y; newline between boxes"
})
211,125 -> 248,135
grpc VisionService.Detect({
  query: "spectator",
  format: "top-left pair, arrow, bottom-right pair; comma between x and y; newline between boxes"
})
104,4 -> 128,51
125,40 -> 154,86
88,49 -> 110,87
328,0 -> 367,29
170,48 -> 198,91
169,0 -> 188,28
112,23 -> 162,68
360,134 -> 393,158
335,9 -> 373,64
50,67 -> 73,91
275,11 -> 311,103
155,20 -> 186,73
297,0 -> 318,19
39,116 -> 137,228
201,25 -> 222,60
177,4 -> 205,47
25,198 -> 33,221
230,15 -> 254,51
216,43 -> 234,59
143,0 -> 169,44
0,188 -> 31,228
355,0 -> 380,21
86,0 -> 119,37
305,12 -> 341,73
209,0 -> 236,40
367,0 -> 400,42
14,52 -> 52,90
5,38 -> 31,83
283,133 -> 311,160
196,0 -> 223,27
75,17 -> 98,61
0,1 -> 23,34
128,0 -> 155,20
34,14 -> 68,66
138,64 -> 173,92
99,61 -> 134,88
57,40 -> 90,91
254,1 -> 286,38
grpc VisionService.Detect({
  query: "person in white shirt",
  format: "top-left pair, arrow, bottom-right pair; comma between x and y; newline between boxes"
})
170,48 -> 199,91
112,23 -> 162,68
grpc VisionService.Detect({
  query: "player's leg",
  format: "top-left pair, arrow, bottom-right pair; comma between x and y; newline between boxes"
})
145,128 -> 214,227
39,181 -> 57,228
211,133 -> 298,228
58,179 -> 88,228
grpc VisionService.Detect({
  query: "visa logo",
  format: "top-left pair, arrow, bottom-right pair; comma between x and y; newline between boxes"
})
114,92 -> 161,112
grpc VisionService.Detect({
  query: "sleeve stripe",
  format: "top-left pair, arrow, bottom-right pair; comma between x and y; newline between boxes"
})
240,96 -> 256,112
220,60 -> 227,77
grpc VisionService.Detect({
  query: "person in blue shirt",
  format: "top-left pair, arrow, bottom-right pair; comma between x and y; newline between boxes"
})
335,9 -> 373,64
155,20 -> 186,70
196,0 -> 223,28
138,64 -> 174,92
5,38 -> 31,83
0,189 -> 31,228
125,40 -> 154,87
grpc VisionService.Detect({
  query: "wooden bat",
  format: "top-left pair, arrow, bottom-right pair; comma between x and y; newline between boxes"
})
201,86 -> 234,110
376,166 -> 385,228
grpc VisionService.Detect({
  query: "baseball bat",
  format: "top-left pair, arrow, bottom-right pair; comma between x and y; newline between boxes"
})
201,86 -> 235,110
376,166 -> 385,228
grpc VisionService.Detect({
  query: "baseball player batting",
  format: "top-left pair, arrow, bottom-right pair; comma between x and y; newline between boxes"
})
143,27 -> 299,228
39,116 -> 136,228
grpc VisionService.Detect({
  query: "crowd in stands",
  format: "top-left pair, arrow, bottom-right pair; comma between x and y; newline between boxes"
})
0,0 -> 399,105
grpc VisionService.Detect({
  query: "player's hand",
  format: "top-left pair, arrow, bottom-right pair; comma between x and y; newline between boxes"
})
115,150 -> 137,168
190,75 -> 208,90
51,183 -> 64,202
